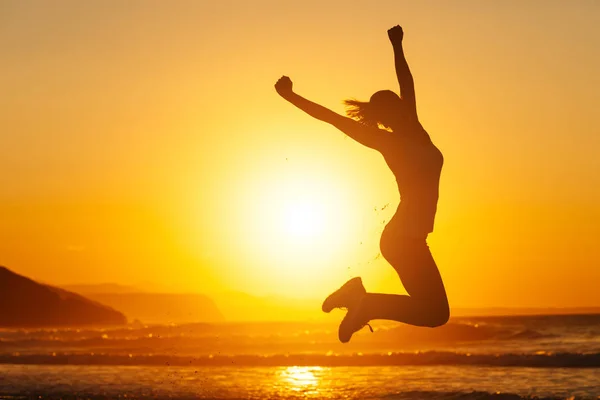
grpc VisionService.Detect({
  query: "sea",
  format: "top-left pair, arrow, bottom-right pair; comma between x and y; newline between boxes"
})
0,313 -> 599,399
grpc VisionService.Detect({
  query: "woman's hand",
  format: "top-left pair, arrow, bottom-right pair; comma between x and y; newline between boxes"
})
387,25 -> 404,45
275,76 -> 293,98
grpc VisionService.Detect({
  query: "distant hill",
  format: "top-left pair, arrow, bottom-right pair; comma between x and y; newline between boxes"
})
65,286 -> 311,323
75,292 -> 225,324
63,283 -> 140,294
0,266 -> 127,328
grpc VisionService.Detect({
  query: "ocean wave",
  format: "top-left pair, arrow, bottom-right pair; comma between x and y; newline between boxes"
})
377,322 -> 558,343
0,320 -> 559,346
1,351 -> 599,368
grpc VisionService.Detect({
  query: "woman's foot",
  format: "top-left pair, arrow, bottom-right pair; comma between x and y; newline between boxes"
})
338,300 -> 372,343
321,277 -> 366,313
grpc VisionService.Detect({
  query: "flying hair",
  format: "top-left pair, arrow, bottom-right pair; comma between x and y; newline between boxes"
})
344,99 -> 379,127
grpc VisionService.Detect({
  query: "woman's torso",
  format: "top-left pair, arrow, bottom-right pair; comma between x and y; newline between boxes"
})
380,125 -> 444,241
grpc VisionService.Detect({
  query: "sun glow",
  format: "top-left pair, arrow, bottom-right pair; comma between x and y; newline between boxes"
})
229,159 -> 368,295
284,203 -> 325,239
256,184 -> 346,254
282,200 -> 326,239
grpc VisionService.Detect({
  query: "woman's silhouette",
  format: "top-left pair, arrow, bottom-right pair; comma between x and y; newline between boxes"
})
275,25 -> 449,343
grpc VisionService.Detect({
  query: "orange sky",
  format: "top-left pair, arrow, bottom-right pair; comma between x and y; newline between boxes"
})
1,0 -> 599,308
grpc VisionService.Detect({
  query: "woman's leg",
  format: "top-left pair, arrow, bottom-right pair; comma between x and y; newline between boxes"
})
339,238 -> 449,342
361,238 -> 449,326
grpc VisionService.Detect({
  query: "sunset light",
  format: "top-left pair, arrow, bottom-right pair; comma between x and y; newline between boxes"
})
2,1 -> 600,398
231,166 -> 365,294
282,200 -> 325,239
3,1 -> 598,306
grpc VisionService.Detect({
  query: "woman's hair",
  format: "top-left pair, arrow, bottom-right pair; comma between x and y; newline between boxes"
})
344,99 -> 378,127
344,90 -> 401,129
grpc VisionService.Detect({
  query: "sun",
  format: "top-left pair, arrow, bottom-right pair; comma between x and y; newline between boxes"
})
271,192 -> 333,252
210,143 -> 384,297
282,201 -> 325,239
231,166 -> 365,294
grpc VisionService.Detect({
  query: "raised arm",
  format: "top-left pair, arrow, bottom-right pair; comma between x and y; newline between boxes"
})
388,25 -> 418,119
275,76 -> 387,150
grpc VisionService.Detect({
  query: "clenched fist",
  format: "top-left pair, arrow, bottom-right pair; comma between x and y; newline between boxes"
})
388,25 -> 404,44
275,76 -> 293,98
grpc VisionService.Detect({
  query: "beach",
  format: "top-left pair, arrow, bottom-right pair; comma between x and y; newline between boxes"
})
1,314 -> 599,399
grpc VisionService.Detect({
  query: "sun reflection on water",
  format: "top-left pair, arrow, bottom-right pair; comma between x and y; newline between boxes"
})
279,366 -> 322,392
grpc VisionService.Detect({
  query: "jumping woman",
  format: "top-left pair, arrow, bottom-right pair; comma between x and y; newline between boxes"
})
275,25 -> 449,343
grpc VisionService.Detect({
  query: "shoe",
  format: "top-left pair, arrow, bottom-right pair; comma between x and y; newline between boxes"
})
322,277 -> 366,313
338,298 -> 373,343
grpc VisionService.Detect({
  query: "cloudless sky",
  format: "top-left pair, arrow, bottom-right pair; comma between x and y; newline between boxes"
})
1,0 -> 599,308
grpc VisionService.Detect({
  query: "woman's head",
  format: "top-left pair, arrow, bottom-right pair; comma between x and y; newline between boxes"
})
345,90 -> 404,129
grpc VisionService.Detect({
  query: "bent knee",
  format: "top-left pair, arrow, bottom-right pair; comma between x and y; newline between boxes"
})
422,302 -> 450,328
